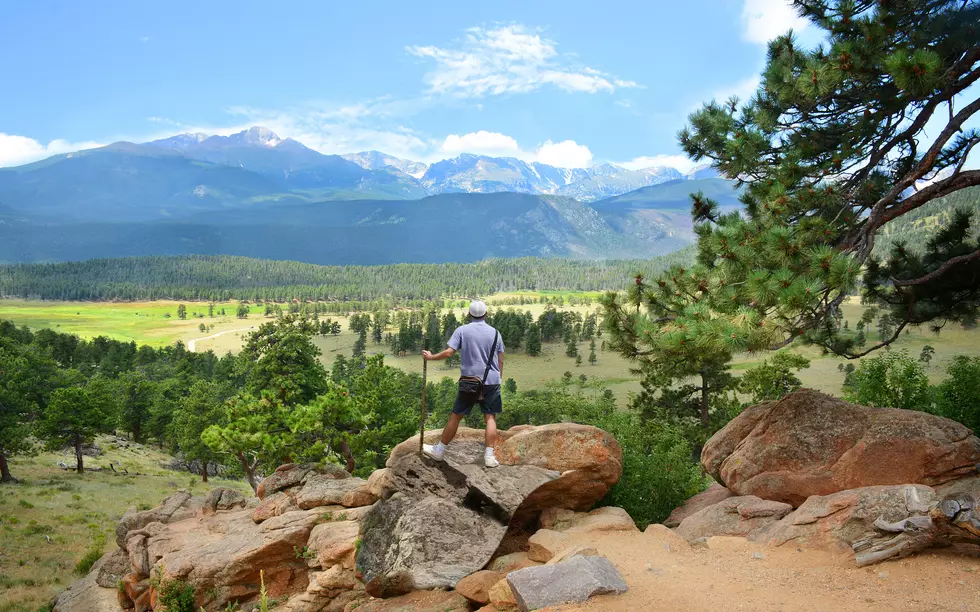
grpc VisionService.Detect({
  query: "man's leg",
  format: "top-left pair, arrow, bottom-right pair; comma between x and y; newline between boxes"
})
441,413 -> 465,445
484,413 -> 497,449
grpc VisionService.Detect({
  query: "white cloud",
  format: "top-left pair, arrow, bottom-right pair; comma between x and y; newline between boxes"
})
0,133 -> 104,167
741,0 -> 810,45
408,24 -> 636,97
535,140 -> 593,168
619,154 -> 697,174
441,131 -> 520,156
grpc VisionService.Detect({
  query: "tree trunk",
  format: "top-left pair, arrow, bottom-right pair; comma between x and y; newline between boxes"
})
0,449 -> 15,483
699,370 -> 710,430
238,452 -> 258,493
338,439 -> 356,474
75,438 -> 84,474
133,422 -> 141,445
201,459 -> 209,483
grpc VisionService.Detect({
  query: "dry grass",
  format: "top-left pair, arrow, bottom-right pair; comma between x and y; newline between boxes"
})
0,436 -> 250,612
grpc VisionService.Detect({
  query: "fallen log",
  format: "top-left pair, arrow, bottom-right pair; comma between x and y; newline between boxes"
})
853,492 -> 980,567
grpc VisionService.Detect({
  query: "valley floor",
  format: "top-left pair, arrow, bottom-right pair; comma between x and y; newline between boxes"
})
554,529 -> 980,612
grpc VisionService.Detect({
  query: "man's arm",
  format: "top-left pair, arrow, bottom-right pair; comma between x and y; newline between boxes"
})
498,353 -> 503,379
422,348 -> 456,361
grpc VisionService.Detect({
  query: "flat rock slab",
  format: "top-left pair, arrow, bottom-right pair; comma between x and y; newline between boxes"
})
506,555 -> 629,611
357,440 -> 559,597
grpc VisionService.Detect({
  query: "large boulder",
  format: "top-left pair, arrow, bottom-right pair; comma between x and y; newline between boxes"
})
357,439 -> 559,597
505,555 -> 629,612
53,551 -> 126,612
359,424 -> 622,598
702,389 -> 980,506
674,496 -> 794,541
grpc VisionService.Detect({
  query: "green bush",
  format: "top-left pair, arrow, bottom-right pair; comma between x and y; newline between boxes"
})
74,533 -> 107,575
933,356 -> 980,433
843,350 -> 931,410
158,579 -> 197,612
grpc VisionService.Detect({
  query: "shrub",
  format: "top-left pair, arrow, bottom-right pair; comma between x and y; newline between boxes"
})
933,356 -> 980,433
74,533 -> 107,575
843,350 -> 931,410
158,579 -> 196,612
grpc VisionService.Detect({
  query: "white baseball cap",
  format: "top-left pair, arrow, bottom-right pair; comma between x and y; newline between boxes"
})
468,300 -> 487,318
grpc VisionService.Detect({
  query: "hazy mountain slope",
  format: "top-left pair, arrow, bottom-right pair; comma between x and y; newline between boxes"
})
0,191 -> 679,265
342,151 -> 429,178
0,145 -> 296,221
591,178 -> 742,244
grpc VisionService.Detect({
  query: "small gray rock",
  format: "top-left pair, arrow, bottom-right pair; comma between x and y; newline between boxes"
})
752,552 -> 766,560
506,555 -> 628,612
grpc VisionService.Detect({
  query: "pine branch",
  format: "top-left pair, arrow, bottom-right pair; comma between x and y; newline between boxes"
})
892,248 -> 980,287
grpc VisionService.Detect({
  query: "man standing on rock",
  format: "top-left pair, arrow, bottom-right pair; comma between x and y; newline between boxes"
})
421,300 -> 504,468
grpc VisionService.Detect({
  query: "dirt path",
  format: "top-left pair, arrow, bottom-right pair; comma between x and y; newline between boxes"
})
187,326 -> 255,352
547,529 -> 980,612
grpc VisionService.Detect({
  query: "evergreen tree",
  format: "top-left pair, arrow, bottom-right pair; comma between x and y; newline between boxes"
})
565,337 -> 578,358
177,304 -> 187,320
575,354 -> 583,367
118,371 -> 157,443
525,323 -> 542,357
606,1 -> 980,364
236,304 -> 249,319
173,380 -> 227,482
38,379 -> 114,474
208,303 -> 215,318
504,378 -> 517,394
919,344 -> 936,367
352,330 -> 368,361
588,339 -> 597,365
0,339 -> 57,482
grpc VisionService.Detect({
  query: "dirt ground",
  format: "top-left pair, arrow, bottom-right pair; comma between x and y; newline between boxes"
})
548,528 -> 980,612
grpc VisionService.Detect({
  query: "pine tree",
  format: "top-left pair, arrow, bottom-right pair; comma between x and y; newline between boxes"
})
38,380 -> 114,474
177,304 -> 187,320
606,1 -> 980,364
565,337 -> 578,358
525,323 -> 542,357
575,355 -> 583,367
588,339 -> 597,365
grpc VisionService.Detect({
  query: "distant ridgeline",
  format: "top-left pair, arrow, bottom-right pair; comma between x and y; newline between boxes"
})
0,252 -> 694,302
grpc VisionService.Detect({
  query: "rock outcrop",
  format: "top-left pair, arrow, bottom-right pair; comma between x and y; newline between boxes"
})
357,424 -> 622,598
664,482 -> 733,528
675,496 -> 793,541
60,423 -> 628,611
702,389 -> 980,506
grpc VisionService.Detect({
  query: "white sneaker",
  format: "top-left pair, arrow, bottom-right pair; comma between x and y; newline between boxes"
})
423,443 -> 445,462
484,451 -> 499,468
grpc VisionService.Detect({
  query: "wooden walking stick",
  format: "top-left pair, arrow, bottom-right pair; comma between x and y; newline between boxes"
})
419,354 -> 428,454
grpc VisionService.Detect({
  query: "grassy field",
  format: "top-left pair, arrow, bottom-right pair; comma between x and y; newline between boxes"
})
0,437 -> 250,612
0,298 -> 266,348
3,295 -> 980,402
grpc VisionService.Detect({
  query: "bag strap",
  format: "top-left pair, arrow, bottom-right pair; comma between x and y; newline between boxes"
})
481,331 -> 499,385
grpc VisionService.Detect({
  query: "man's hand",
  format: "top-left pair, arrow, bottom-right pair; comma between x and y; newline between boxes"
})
423,347 -> 456,361
422,350 -> 434,360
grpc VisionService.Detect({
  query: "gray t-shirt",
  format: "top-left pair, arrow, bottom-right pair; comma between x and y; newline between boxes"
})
447,320 -> 505,386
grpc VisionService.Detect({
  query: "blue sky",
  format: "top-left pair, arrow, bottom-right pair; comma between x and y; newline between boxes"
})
0,0 -> 817,169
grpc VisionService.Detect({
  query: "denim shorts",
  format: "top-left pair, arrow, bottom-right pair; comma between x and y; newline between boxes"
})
452,384 -> 502,416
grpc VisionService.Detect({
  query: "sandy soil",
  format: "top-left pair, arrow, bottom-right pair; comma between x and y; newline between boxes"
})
547,528 -> 980,612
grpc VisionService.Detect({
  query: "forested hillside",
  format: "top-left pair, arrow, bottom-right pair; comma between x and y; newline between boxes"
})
0,251 -> 693,301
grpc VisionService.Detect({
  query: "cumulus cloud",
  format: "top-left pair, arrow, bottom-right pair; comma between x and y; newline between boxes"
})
440,130 -> 520,156
741,0 -> 810,45
535,140 -> 593,168
0,133 -> 104,167
408,24 -> 636,97
437,131 -> 594,167
619,154 -> 698,174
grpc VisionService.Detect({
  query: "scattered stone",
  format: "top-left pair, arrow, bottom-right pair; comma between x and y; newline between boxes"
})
488,552 -> 540,574
702,390 -> 980,506
645,563 -> 665,576
527,529 -> 571,562
506,556 -> 629,612
308,520 -> 359,570
665,482 -> 735,528
296,475 -> 373,510
252,490 -> 300,523
878,571 -> 889,579
539,506 -> 637,534
353,590 -> 470,612
547,544 -> 599,565
202,487 -> 247,515
489,578 -> 519,610
752,552 -> 766,560
456,570 -> 505,605
643,524 -> 691,553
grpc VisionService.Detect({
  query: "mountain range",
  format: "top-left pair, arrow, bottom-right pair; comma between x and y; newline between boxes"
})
0,126 -> 738,265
